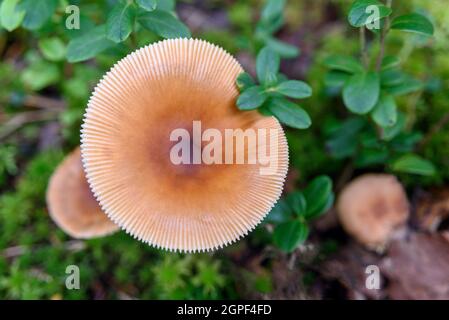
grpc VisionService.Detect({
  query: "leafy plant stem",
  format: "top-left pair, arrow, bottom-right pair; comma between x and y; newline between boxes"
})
376,0 -> 393,71
360,26 -> 369,68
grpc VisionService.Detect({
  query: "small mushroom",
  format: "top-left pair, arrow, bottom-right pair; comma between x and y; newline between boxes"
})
337,174 -> 409,249
81,39 -> 288,252
46,147 -> 119,238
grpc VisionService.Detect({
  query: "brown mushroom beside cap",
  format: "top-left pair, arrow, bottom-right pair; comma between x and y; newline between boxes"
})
337,174 -> 409,250
46,147 -> 119,238
81,38 -> 289,252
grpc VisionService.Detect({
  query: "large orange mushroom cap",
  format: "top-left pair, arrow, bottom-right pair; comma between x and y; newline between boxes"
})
81,39 -> 288,252
46,147 -> 119,238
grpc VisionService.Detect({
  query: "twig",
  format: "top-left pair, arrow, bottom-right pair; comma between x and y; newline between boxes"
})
23,95 -> 66,110
287,251 -> 297,270
418,111 -> 449,150
0,110 -> 59,141
376,0 -> 393,71
2,240 -> 86,258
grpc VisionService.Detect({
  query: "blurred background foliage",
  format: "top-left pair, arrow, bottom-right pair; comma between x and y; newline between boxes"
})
0,0 -> 448,299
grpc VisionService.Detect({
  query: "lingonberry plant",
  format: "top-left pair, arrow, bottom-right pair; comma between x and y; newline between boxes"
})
231,0 -> 300,59
324,0 -> 436,176
236,47 -> 312,129
68,0 -> 190,62
235,0 -> 335,253
266,176 -> 334,253
0,0 -> 190,63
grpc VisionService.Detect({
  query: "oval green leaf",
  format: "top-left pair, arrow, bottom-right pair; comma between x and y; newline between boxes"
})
391,154 -> 436,176
106,1 -> 135,43
381,55 -> 401,70
348,0 -> 392,27
38,37 -> 66,61
256,46 -> 280,86
236,72 -> 255,91
264,199 -> 293,224
67,26 -> 115,63
273,220 -> 309,253
372,93 -> 397,127
18,0 -> 58,30
386,77 -> 423,96
266,98 -> 311,129
323,55 -> 364,74
236,86 -> 267,110
286,191 -> 307,217
391,13 -> 434,36
275,80 -> 312,99
343,72 -> 380,114
303,175 -> 333,219
0,0 -> 25,31
265,37 -> 300,59
138,9 -> 191,39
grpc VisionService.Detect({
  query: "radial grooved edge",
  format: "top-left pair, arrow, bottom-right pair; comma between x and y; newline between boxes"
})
81,38 -> 289,252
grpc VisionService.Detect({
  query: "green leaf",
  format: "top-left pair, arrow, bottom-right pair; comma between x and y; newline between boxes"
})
348,0 -> 392,27
381,55 -> 401,70
323,55 -> 364,74
391,154 -> 436,176
256,46 -> 280,86
303,175 -> 333,219
326,117 -> 366,139
325,71 -> 351,88
21,61 -> 59,91
266,98 -> 311,129
381,69 -> 406,87
136,0 -> 158,11
372,93 -> 397,127
265,199 -> 293,224
343,72 -> 380,114
157,0 -> 175,11
265,37 -> 300,58
38,37 -> 67,61
355,148 -> 389,167
106,1 -> 135,43
386,77 -> 423,96
273,220 -> 309,252
286,191 -> 307,217
382,112 -> 405,141
0,0 -> 25,31
326,118 -> 365,159
274,80 -> 312,99
18,0 -> 58,30
66,26 -> 115,63
236,72 -> 255,91
138,9 -> 191,39
38,37 -> 66,61
391,13 -> 434,36
261,0 -> 285,22
256,12 -> 283,35
390,132 -> 423,153
236,86 -> 267,110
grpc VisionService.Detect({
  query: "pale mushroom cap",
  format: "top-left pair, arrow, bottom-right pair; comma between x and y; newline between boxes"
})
81,39 -> 289,252
46,147 -> 119,238
337,174 -> 409,248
